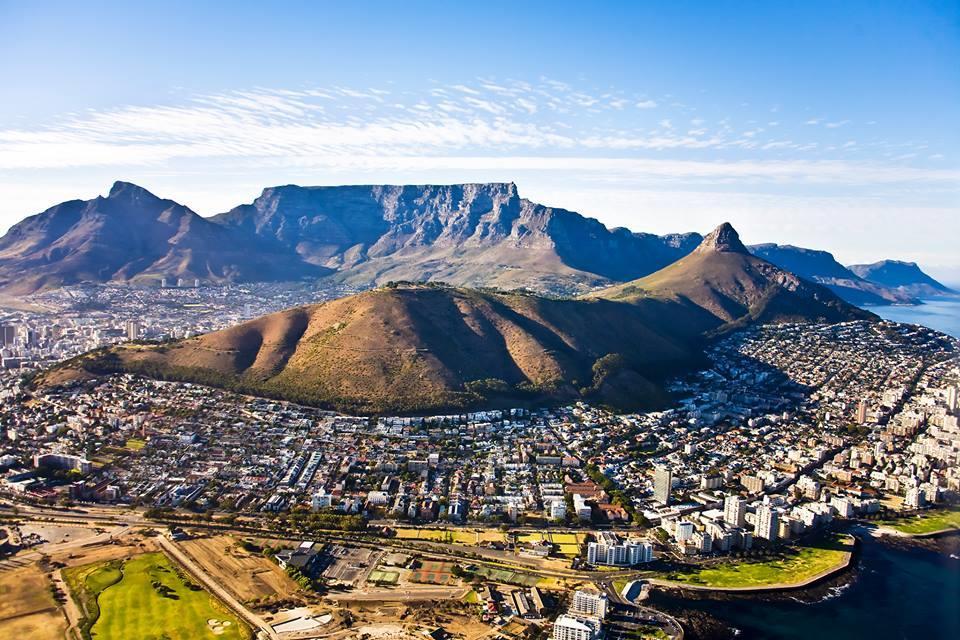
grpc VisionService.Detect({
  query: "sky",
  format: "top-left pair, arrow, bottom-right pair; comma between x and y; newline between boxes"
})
1,1 -> 958,280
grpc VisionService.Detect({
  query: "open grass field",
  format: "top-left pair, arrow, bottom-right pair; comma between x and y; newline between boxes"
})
394,527 -> 505,546
0,563 -> 65,640
180,536 -> 299,601
125,438 -> 147,450
659,534 -> 854,589
880,506 -> 960,535
66,552 -> 250,640
515,531 -> 584,557
473,565 -> 540,587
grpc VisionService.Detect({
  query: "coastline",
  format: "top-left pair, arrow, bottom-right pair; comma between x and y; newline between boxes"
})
648,534 -> 857,595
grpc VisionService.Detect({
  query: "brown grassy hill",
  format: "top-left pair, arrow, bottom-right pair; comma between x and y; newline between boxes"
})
53,284 -> 701,414
592,223 -> 876,332
45,223 -> 875,415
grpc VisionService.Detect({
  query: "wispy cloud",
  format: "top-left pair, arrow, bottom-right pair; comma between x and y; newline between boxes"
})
0,79 -> 952,193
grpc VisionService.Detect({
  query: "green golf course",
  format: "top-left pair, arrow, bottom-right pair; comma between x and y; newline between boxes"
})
64,552 -> 249,640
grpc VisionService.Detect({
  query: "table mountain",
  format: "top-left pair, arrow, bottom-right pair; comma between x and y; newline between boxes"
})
211,182 -> 702,293
45,223 -> 875,415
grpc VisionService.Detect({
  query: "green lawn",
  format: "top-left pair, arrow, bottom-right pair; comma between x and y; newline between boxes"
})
880,506 -> 960,535
67,553 -> 249,640
473,565 -> 540,587
659,535 -> 853,589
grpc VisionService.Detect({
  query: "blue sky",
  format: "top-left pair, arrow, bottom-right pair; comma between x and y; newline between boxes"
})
1,1 -> 958,279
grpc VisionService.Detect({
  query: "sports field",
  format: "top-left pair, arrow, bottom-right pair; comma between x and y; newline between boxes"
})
658,534 -> 853,589
880,506 -> 960,535
516,531 -> 584,557
367,569 -> 400,585
409,560 -> 457,585
64,552 -> 250,639
394,527 -> 505,545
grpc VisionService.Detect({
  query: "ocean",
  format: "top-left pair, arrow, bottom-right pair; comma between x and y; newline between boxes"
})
648,534 -> 960,639
870,297 -> 960,339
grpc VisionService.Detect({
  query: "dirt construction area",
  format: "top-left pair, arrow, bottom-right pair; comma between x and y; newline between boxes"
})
0,562 -> 66,640
179,535 -> 300,602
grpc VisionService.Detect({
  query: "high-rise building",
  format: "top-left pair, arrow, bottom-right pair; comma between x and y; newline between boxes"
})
856,399 -> 869,424
675,520 -> 694,542
570,590 -> 608,619
0,325 -> 16,346
904,487 -> 926,509
754,504 -> 779,541
586,534 -> 654,566
723,494 -> 747,527
653,465 -> 673,505
553,615 -> 601,640
947,386 -> 959,413
125,320 -> 141,341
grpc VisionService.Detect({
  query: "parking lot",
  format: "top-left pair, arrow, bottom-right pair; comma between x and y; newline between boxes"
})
319,545 -> 379,585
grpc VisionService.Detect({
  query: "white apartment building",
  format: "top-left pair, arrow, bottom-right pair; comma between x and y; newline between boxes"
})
570,590 -> 608,619
755,504 -> 779,541
553,614 -> 601,640
723,494 -> 747,527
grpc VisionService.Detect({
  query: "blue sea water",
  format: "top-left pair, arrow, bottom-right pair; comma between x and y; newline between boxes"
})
870,297 -> 960,338
649,535 -> 960,640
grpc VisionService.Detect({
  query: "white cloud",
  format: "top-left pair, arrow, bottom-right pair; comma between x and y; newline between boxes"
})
635,100 -> 657,109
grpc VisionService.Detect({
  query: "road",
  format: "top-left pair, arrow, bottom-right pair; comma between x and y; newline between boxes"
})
326,586 -> 469,602
600,577 -> 684,640
158,535 -> 279,640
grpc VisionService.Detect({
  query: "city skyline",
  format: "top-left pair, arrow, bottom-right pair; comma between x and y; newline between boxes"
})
1,1 -> 958,280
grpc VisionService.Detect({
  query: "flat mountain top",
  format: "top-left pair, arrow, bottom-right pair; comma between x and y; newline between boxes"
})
0,181 -> 700,295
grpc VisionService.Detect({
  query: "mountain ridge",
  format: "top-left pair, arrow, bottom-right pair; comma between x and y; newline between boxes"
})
0,182 -> 701,295
849,260 -> 956,298
44,223 -> 875,415
749,243 -> 918,305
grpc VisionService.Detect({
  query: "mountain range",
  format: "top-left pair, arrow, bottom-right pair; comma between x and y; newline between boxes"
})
0,181 -> 951,304
45,223 -> 875,414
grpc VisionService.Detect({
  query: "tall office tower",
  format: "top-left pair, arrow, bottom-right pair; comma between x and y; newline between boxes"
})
856,399 -> 869,424
947,385 -> 959,413
754,504 -> 779,541
653,465 -> 673,505
723,494 -> 747,527
125,320 -> 141,341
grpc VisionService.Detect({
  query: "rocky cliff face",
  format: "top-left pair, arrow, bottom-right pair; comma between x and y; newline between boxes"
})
0,182 -> 701,294
212,182 -> 702,291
